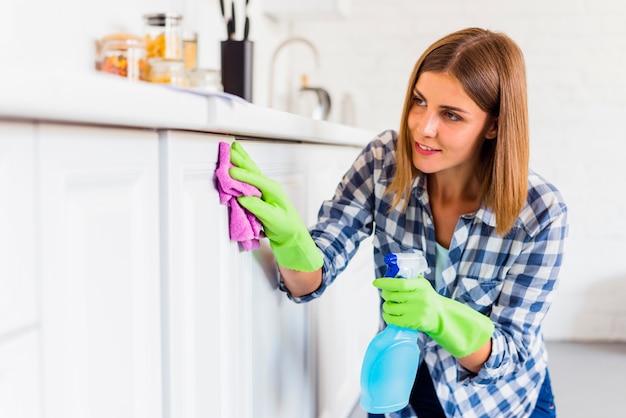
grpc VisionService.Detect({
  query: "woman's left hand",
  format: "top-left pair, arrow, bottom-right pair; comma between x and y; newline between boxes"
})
373,277 -> 494,359
373,277 -> 441,333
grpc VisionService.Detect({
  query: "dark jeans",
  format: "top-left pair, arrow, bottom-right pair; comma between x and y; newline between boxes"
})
370,362 -> 557,417
530,370 -> 556,417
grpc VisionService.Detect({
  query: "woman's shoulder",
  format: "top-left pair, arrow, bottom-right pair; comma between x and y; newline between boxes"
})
517,170 -> 568,236
365,129 -> 398,152
355,130 -> 399,165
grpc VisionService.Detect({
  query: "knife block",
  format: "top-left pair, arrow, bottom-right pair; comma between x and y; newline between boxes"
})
220,40 -> 254,101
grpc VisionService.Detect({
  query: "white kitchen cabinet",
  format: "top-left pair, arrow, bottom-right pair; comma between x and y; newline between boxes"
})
160,131 -> 238,418
162,132 -> 315,418
0,121 -> 40,418
161,135 -> 376,418
242,140 -> 316,418
303,144 -> 380,418
0,122 -> 37,338
38,124 -> 162,418
0,332 -> 41,418
0,116 -> 373,418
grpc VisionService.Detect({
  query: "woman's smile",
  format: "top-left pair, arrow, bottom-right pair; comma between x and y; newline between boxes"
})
408,71 -> 497,176
414,141 -> 440,156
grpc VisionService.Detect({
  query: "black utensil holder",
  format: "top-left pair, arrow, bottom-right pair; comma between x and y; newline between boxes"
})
220,40 -> 253,101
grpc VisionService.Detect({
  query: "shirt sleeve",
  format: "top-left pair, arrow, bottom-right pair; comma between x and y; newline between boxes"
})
463,189 -> 569,385
277,132 -> 394,302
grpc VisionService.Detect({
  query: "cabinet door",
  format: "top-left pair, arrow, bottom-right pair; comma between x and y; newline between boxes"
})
0,332 -> 41,418
38,124 -> 162,418
163,133 -> 313,418
161,131 -> 235,418
242,141 -> 315,418
0,122 -> 40,418
0,122 -> 37,338
305,144 -> 380,418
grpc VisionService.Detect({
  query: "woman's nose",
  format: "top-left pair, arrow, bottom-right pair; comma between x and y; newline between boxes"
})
418,111 -> 438,137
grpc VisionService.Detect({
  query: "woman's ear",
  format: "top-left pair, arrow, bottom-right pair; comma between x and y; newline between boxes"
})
485,117 -> 498,140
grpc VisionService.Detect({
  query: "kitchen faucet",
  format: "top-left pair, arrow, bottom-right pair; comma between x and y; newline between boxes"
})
268,37 -> 331,120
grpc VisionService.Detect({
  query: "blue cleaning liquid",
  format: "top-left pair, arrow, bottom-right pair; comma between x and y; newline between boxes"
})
359,252 -> 428,414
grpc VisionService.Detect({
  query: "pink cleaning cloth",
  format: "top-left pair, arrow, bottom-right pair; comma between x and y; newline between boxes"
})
214,142 -> 264,251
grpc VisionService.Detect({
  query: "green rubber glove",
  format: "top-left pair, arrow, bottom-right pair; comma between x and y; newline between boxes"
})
373,277 -> 494,358
229,142 -> 323,272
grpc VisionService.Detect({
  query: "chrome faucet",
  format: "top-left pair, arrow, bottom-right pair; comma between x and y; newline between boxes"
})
300,85 -> 331,121
268,37 -> 331,119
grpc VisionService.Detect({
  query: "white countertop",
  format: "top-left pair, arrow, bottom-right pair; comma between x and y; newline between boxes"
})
0,70 -> 374,147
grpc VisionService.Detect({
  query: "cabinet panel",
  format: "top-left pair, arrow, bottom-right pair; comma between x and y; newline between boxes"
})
162,131 -> 237,418
304,144 -> 380,418
163,134 -> 314,418
0,122 -> 37,338
243,141 -> 315,418
38,124 -> 162,418
0,332 -> 41,418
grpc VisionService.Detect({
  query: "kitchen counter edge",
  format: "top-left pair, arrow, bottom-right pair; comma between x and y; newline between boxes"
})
0,70 -> 375,148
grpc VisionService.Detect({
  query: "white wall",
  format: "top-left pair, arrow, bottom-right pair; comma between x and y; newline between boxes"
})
284,0 -> 626,342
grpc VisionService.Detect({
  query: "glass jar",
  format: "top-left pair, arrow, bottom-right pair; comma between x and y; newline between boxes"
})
148,58 -> 188,86
143,13 -> 183,60
99,33 -> 147,81
187,68 -> 223,92
183,31 -> 198,70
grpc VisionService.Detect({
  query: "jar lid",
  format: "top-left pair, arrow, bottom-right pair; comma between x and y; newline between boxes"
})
183,31 -> 198,41
143,13 -> 183,26
188,68 -> 220,82
187,68 -> 223,92
100,33 -> 146,49
148,58 -> 186,71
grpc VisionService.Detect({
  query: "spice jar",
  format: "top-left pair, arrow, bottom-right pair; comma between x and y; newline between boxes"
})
148,58 -> 188,86
143,13 -> 183,60
183,31 -> 198,70
187,68 -> 223,92
99,33 -> 148,81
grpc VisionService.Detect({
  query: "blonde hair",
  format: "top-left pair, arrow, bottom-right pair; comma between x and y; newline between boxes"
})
388,28 -> 529,235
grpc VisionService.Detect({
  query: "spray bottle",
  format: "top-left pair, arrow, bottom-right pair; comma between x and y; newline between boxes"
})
359,251 -> 430,414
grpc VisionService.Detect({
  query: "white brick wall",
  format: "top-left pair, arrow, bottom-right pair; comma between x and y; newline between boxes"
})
282,0 -> 626,341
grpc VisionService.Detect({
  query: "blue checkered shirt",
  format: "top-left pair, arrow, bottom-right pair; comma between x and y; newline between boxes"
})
279,130 -> 568,418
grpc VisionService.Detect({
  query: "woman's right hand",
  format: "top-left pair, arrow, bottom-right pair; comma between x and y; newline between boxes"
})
229,141 -> 323,272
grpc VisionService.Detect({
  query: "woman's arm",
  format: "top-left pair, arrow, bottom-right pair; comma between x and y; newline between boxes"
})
459,339 -> 493,373
277,135 -> 393,301
475,192 -> 568,381
278,266 -> 323,298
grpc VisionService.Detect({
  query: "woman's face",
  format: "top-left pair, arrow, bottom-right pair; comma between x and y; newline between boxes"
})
407,71 -> 497,177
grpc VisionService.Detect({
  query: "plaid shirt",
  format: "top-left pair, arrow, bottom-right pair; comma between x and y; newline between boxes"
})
279,130 -> 568,418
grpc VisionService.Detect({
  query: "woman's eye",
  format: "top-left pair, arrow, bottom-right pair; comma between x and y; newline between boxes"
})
445,111 -> 461,121
412,95 -> 426,106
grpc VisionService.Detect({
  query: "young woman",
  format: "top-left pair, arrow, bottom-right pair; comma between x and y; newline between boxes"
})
230,27 -> 568,418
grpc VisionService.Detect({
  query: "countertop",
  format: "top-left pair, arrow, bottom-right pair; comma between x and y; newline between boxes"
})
0,70 -> 375,147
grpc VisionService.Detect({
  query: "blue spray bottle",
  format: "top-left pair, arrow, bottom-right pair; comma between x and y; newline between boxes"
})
359,251 -> 430,414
